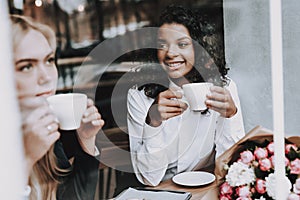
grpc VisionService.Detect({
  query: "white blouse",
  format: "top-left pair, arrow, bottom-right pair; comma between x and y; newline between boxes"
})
127,79 -> 245,186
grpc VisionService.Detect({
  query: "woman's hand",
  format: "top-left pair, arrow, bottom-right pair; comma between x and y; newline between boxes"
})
20,98 -> 60,180
146,89 -> 188,127
205,86 -> 237,118
77,98 -> 104,156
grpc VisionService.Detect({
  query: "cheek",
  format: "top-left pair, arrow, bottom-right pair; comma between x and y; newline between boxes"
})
157,50 -> 165,62
50,67 -> 58,80
187,49 -> 195,65
15,75 -> 36,97
157,51 -> 167,70
47,67 -> 58,84
185,50 -> 195,69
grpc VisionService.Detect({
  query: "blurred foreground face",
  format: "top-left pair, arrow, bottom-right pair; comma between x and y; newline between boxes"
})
14,29 -> 57,104
157,23 -> 195,79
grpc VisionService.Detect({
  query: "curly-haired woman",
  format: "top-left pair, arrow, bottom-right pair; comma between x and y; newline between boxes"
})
127,5 -> 245,186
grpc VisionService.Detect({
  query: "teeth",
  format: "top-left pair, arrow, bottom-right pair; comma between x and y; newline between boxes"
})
168,62 -> 182,67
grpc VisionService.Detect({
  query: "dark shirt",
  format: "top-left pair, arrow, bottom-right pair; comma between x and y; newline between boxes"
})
55,130 -> 99,200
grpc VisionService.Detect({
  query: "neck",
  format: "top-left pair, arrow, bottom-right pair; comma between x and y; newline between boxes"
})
170,76 -> 189,87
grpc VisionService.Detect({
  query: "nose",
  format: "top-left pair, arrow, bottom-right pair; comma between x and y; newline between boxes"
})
166,44 -> 179,58
37,65 -> 51,85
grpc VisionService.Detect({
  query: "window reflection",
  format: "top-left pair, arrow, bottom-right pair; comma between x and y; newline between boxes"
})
8,0 -> 224,58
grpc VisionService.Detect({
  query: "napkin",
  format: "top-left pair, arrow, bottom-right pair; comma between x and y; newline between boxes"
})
114,187 -> 191,200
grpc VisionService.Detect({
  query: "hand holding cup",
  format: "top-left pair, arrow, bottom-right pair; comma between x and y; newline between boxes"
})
47,93 -> 104,155
182,82 -> 213,112
20,96 -> 60,178
76,98 -> 104,155
205,85 -> 237,118
147,89 -> 188,127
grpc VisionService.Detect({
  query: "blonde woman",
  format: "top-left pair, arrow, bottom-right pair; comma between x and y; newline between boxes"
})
11,15 -> 104,199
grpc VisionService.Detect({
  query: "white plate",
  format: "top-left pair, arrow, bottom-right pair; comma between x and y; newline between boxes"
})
172,171 -> 215,186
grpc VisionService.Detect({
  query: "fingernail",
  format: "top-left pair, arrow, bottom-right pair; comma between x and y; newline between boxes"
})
92,120 -> 99,126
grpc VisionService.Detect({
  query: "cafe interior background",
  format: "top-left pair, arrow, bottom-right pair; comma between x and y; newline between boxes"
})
2,0 -> 300,199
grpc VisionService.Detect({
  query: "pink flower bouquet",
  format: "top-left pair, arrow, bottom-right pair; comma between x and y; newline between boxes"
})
215,126 -> 300,200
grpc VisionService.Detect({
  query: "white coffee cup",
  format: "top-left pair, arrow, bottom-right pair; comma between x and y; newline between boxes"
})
182,82 -> 213,111
47,93 -> 87,130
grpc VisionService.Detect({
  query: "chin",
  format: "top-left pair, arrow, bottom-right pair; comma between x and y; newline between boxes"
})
168,71 -> 184,79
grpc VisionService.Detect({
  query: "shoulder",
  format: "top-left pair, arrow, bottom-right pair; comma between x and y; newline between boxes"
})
127,87 -> 153,107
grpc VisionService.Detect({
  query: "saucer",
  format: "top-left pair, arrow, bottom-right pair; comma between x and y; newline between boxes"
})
172,171 -> 215,187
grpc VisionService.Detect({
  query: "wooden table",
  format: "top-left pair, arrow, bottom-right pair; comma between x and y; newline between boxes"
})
150,178 -> 219,200
97,126 -> 220,199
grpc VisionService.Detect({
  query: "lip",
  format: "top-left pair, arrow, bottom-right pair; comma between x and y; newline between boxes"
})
36,90 -> 54,97
164,61 -> 185,70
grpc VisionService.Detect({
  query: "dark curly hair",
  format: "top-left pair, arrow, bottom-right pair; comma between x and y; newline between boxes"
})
136,5 -> 228,100
158,5 -> 203,47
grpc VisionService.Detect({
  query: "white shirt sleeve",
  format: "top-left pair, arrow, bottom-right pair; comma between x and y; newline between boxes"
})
94,146 -> 100,157
215,79 -> 245,157
22,185 -> 31,199
127,88 -> 169,186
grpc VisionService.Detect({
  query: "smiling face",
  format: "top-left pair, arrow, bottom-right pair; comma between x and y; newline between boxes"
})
14,29 -> 57,101
157,23 -> 195,80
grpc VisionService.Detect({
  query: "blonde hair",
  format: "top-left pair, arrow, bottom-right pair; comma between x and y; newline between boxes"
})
29,146 -> 60,200
10,14 -> 56,53
10,15 -> 66,200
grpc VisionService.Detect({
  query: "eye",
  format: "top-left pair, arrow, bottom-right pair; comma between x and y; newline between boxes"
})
18,63 -> 33,72
178,41 -> 190,48
157,42 -> 168,50
46,57 -> 55,65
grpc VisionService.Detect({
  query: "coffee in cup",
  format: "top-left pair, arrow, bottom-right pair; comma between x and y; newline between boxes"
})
182,82 -> 213,111
47,93 -> 87,130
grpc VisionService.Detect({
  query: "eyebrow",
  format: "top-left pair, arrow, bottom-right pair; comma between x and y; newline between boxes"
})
177,36 -> 192,41
15,52 -> 54,65
157,36 -> 192,42
157,38 -> 166,42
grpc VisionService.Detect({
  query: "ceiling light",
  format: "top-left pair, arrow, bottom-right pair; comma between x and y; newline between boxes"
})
35,0 -> 43,7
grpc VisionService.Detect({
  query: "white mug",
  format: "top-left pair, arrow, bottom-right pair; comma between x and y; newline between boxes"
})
182,82 -> 213,111
47,93 -> 87,130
